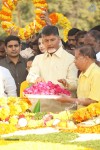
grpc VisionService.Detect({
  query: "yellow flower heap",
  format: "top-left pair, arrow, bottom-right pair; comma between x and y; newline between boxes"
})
0,97 -> 29,120
0,0 -> 48,40
0,97 -> 30,134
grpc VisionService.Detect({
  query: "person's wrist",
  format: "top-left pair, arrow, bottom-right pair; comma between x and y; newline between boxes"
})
77,98 -> 85,105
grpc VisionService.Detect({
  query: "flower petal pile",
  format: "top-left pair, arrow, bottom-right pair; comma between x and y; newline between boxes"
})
24,81 -> 71,96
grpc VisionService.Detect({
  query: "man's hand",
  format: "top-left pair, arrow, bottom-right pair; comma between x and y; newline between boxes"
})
40,10 -> 52,25
58,79 -> 69,88
35,77 -> 45,84
9,27 -> 19,36
57,94 -> 69,103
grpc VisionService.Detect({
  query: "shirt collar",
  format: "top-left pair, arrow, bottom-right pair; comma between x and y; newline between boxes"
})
81,63 -> 96,77
6,55 -> 23,63
44,46 -> 63,58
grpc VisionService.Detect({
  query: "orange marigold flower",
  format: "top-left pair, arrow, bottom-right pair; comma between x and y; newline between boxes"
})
49,13 -> 58,25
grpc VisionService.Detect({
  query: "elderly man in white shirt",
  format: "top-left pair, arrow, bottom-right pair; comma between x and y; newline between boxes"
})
26,25 -> 78,112
0,66 -> 17,97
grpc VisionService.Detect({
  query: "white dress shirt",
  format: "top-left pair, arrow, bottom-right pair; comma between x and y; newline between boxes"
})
0,66 -> 17,97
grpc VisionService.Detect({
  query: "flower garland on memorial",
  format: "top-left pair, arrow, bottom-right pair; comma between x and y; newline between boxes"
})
0,100 -> 100,134
73,102 -> 100,123
0,0 -> 72,41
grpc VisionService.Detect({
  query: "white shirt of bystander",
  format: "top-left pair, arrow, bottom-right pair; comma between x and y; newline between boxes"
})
96,52 -> 100,62
20,47 -> 34,59
0,66 -> 17,97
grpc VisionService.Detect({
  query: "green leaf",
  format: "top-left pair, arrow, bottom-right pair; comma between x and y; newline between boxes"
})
32,100 -> 40,113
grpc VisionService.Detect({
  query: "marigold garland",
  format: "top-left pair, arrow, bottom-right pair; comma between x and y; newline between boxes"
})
64,124 -> 100,134
0,0 -> 72,41
0,0 -> 48,40
73,102 -> 100,123
49,13 -> 72,41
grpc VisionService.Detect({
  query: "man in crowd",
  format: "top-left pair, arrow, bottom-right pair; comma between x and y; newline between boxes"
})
0,35 -> 28,96
26,25 -> 78,112
84,30 -> 100,65
58,45 -> 100,107
65,28 -> 81,55
75,31 -> 87,47
0,40 -> 6,59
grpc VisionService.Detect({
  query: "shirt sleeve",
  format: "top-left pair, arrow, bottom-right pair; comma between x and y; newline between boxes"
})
20,48 -> 33,59
26,56 -> 40,83
0,75 -> 5,97
3,69 -> 17,97
66,62 -> 78,90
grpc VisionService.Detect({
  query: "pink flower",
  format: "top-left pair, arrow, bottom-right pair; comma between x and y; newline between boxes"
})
24,81 -> 71,96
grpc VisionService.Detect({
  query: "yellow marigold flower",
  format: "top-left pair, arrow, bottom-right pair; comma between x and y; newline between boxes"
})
9,116 -> 18,125
33,0 -> 47,3
3,0 -> 16,10
19,101 -> 29,112
0,97 -> 7,106
9,104 -> 22,116
0,123 -> 17,134
0,106 -> 10,120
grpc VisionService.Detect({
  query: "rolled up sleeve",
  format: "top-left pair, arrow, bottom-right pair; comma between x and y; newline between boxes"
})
26,56 -> 40,83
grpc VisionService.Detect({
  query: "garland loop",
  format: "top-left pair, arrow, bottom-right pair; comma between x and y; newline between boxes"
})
0,0 -> 72,41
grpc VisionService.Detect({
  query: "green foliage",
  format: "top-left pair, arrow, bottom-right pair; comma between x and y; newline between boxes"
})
32,100 -> 40,113
34,112 -> 47,120
0,0 -> 100,38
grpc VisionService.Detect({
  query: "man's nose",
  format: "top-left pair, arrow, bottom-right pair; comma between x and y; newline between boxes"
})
48,40 -> 52,45
12,46 -> 16,50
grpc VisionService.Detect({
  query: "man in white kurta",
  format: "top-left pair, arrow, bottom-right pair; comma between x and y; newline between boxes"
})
27,46 -> 77,90
26,25 -> 78,112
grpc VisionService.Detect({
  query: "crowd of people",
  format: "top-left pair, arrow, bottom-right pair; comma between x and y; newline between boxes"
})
0,11 -> 100,112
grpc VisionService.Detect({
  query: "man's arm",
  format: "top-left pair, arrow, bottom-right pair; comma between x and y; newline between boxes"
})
4,69 -> 17,96
57,95 -> 97,106
26,56 -> 44,84
66,62 -> 78,90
